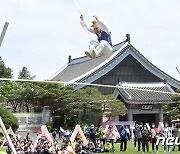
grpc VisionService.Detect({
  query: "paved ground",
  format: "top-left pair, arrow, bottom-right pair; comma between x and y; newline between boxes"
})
18,131 -> 60,142
18,131 -> 40,142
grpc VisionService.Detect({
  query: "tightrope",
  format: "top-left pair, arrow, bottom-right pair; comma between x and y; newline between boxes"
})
0,78 -> 179,95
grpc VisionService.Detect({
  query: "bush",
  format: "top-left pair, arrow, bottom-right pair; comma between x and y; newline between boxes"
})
79,121 -> 89,128
0,107 -> 19,131
46,123 -> 53,133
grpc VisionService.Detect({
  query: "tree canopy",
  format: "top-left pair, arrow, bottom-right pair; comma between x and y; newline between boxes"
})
0,57 -> 13,78
0,57 -> 127,129
18,66 -> 35,79
164,89 -> 180,122
0,106 -> 19,131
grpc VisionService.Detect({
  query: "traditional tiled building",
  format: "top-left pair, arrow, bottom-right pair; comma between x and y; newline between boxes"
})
50,34 -> 180,125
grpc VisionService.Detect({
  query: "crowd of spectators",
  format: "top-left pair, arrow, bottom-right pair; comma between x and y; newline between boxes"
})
4,121 -> 180,153
133,122 -> 180,153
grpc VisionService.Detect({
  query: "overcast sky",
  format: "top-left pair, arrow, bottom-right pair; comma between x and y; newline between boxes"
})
0,0 -> 180,81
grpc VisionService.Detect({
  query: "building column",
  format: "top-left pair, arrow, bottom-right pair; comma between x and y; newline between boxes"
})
159,106 -> 163,122
127,111 -> 133,121
112,116 -> 119,121
155,114 -> 159,126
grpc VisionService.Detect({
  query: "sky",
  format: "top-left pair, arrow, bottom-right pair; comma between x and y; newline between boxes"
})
0,0 -> 180,81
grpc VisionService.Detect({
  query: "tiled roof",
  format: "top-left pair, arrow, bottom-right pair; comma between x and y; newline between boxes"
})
114,82 -> 175,104
49,39 -> 180,89
51,56 -> 109,82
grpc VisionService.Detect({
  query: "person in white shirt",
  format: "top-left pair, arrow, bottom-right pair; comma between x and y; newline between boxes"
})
150,123 -> 158,153
80,14 -> 113,59
106,125 -> 116,152
162,122 -> 171,152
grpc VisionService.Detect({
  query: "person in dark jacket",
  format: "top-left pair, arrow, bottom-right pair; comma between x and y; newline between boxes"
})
141,124 -> 149,153
118,125 -> 128,151
137,122 -> 143,151
172,123 -> 180,151
133,123 -> 139,149
89,124 -> 97,145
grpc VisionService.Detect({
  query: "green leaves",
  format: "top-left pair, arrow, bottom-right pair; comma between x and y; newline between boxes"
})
0,107 -> 19,131
164,89 -> 180,122
0,60 -> 127,128
18,66 -> 35,79
0,57 -> 13,78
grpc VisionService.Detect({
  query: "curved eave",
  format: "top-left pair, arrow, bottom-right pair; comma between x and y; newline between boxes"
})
114,82 -> 176,105
115,88 -> 176,105
124,100 -> 176,105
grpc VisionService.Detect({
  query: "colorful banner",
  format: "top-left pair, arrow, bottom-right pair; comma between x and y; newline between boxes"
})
70,125 -> 88,145
41,125 -> 54,143
34,134 -> 42,148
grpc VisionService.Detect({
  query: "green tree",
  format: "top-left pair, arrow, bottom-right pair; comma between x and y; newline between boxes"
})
0,81 -> 20,110
164,89 -> 180,122
17,67 -> 37,112
95,95 -> 127,123
0,66 -> 37,112
0,106 -> 19,131
63,87 -> 126,127
18,66 -> 35,79
0,57 -> 13,78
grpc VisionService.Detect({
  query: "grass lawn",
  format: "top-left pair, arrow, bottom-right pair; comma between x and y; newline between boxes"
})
100,141 -> 180,154
0,147 -> 7,154
1,141 -> 180,154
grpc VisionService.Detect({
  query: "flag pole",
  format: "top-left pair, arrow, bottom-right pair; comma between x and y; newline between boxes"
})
176,67 -> 180,75
0,117 -> 17,154
0,22 -> 9,47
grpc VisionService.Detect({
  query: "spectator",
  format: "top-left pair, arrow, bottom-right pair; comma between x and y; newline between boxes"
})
172,123 -> 180,151
64,130 -> 71,142
125,126 -> 130,141
150,123 -> 158,153
133,123 -> 138,149
137,122 -> 143,152
52,130 -> 57,140
40,143 -> 52,154
162,122 -> 171,152
54,140 -> 59,152
106,125 -> 116,152
75,140 -> 83,154
118,125 -> 128,152
89,124 -> 97,145
97,126 -> 106,145
26,132 -> 30,141
58,128 -> 63,141
87,142 -> 96,153
95,141 -> 104,153
141,124 -> 149,153
104,142 -> 112,152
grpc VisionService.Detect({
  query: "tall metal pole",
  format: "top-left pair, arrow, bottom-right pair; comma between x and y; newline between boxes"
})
0,117 -> 17,154
176,67 -> 180,75
0,22 -> 9,47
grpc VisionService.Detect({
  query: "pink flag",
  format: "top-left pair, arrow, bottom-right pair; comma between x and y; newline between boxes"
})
41,125 -> 55,153
34,134 -> 42,149
41,125 -> 53,143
